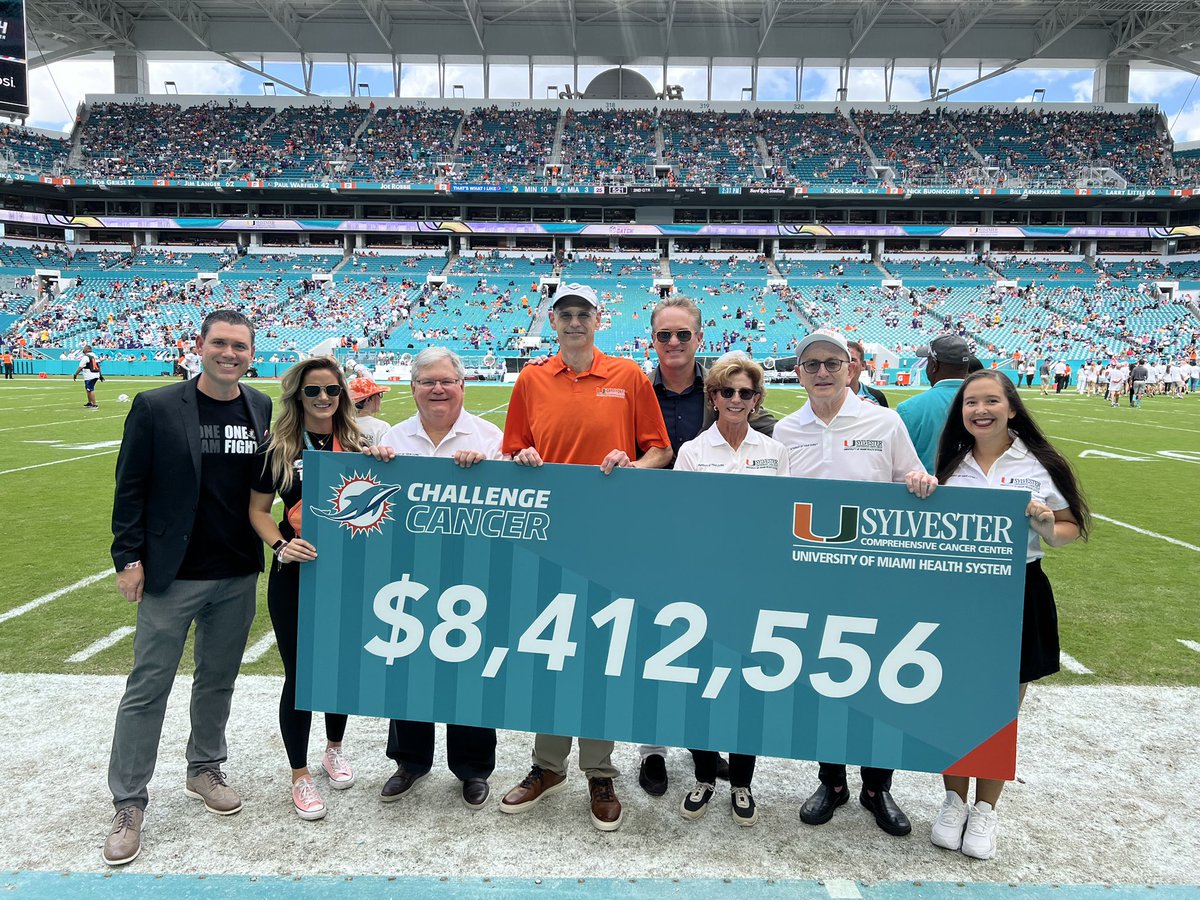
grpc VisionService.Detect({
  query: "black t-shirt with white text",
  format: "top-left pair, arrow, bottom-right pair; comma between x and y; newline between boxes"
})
176,390 -> 263,580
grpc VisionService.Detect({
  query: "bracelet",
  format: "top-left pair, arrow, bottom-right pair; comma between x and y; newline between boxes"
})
271,539 -> 287,556
123,560 -> 141,570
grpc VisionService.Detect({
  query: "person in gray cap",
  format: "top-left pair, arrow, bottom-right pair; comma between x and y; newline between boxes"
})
896,335 -> 973,474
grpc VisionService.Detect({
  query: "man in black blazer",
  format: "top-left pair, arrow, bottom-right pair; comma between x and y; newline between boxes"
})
104,310 -> 272,867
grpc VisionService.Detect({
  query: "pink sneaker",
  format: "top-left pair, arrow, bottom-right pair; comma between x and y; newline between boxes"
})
321,746 -> 356,789
292,775 -> 326,821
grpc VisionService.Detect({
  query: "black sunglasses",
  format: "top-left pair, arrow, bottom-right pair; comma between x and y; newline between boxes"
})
800,358 -> 846,374
714,387 -> 759,401
302,384 -> 343,398
654,330 -> 694,343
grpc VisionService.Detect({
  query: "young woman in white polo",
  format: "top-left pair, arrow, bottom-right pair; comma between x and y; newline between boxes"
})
929,370 -> 1090,860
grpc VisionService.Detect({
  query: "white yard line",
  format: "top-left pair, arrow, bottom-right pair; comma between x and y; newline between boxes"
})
1177,639 -> 1200,654
242,632 -> 278,665
0,413 -> 125,432
1047,434 -> 1200,464
66,627 -> 135,664
0,450 -> 119,475
0,569 -> 112,625
1039,408 -> 1200,435
1093,514 -> 1200,552
1059,651 -> 1094,675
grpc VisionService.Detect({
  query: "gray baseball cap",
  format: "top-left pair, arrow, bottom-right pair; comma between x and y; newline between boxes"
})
918,334 -> 972,364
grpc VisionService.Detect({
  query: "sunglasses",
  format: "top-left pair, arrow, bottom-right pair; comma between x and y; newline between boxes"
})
714,387 -> 760,401
301,384 -> 343,398
799,358 -> 846,374
654,330 -> 694,343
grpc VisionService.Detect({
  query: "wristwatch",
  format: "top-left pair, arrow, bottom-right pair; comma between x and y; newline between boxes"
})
271,539 -> 287,556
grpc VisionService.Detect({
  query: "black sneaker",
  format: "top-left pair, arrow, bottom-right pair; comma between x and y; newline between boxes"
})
679,782 -> 714,820
731,786 -> 758,827
638,753 -> 668,796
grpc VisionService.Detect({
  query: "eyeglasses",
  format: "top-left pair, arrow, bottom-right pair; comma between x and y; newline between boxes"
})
654,329 -> 694,344
301,384 -> 342,398
714,387 -> 760,401
414,378 -> 462,389
799,358 -> 846,374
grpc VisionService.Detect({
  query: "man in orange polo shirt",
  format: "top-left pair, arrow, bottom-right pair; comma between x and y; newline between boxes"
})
500,282 -> 671,832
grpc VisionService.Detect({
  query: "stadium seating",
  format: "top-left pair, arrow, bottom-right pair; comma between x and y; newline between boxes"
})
7,102 -> 1188,189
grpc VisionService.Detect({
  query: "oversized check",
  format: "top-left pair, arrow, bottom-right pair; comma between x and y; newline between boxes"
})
297,452 -> 1027,779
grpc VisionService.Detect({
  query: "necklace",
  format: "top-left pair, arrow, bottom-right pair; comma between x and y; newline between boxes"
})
305,431 -> 332,451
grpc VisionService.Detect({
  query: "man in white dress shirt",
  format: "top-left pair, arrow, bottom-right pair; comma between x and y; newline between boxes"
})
774,328 -> 936,839
370,347 -> 502,811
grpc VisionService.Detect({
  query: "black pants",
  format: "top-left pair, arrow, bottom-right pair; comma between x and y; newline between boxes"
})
1025,374 -> 1034,387
690,749 -> 755,788
818,763 -> 893,793
2,363 -> 12,379
268,559 -> 347,770
386,719 -> 496,781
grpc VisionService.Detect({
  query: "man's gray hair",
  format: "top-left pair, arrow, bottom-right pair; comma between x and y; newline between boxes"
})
411,346 -> 466,382
651,294 -> 702,332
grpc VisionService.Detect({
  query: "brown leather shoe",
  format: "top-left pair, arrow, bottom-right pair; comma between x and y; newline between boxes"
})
588,777 -> 623,831
499,765 -> 566,814
102,806 -> 144,866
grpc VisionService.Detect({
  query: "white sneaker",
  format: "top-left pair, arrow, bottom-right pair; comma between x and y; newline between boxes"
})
961,801 -> 999,859
930,791 -> 969,851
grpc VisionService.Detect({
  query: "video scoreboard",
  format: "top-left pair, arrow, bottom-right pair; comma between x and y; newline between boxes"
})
0,0 -> 28,118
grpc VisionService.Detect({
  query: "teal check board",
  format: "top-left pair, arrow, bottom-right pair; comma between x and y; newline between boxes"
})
297,453 -> 1028,779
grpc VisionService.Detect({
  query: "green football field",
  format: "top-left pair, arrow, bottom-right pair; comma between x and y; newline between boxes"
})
1,375 -> 1197,685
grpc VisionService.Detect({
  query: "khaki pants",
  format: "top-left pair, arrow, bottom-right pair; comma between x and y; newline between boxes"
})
532,734 -> 619,779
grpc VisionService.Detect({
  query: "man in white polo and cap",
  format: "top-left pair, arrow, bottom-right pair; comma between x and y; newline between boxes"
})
773,327 -> 937,839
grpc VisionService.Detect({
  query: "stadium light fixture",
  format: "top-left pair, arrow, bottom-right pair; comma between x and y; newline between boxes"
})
546,85 -> 558,98
164,81 -> 178,94
1032,88 -> 1046,103
262,82 -> 277,95
741,87 -> 753,101
452,84 -> 465,98
358,83 -> 371,96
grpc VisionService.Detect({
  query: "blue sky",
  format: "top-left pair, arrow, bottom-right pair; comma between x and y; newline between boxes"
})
25,57 -> 1200,144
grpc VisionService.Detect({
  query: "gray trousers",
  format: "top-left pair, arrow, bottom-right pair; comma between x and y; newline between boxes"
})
109,574 -> 257,811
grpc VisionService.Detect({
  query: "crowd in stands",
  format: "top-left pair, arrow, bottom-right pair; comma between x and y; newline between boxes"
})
5,102 -> 1186,189
3,242 -> 1197,364
560,110 -> 657,184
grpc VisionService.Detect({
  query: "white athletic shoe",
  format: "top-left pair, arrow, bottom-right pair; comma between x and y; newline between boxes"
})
961,801 -> 999,860
930,791 -> 969,851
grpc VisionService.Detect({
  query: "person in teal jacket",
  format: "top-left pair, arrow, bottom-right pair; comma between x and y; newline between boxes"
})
896,335 -> 972,473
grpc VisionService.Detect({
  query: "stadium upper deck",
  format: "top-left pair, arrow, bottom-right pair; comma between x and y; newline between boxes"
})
0,98 -> 1186,195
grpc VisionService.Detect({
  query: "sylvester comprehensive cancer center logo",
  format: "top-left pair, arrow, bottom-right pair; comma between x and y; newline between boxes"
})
309,472 -> 403,537
793,502 -> 860,544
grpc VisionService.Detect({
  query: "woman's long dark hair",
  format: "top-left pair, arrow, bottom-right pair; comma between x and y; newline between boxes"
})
935,371 -> 1091,539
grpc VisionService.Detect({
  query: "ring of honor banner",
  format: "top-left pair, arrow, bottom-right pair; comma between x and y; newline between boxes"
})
297,453 -> 1028,779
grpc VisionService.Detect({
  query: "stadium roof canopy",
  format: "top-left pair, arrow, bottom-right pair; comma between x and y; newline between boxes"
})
27,0 -> 1200,99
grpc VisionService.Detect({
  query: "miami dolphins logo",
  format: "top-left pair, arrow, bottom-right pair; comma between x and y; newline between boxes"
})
310,473 -> 403,537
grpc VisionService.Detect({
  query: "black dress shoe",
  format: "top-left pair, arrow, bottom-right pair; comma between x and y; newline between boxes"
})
859,788 -> 912,836
380,767 -> 426,802
462,778 -> 490,810
715,755 -> 730,782
638,754 -> 668,796
799,783 -> 849,825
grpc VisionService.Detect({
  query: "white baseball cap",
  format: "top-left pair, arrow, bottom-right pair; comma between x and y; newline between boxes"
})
794,328 -> 850,359
551,283 -> 599,309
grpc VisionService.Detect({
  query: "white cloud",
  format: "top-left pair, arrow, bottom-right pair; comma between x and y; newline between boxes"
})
1129,67 -> 1195,104
666,67 -> 707,101
1168,102 -> 1200,143
27,59 -> 115,132
145,60 -> 246,95
1071,77 -> 1093,103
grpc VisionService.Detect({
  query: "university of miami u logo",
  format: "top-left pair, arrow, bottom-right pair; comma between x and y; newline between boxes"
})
793,502 -> 860,544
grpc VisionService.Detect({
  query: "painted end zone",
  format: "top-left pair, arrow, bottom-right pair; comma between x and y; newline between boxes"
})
3,873 -> 1197,898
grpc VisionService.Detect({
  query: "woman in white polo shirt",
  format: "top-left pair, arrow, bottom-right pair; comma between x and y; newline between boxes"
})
929,370 -> 1091,860
674,355 -> 789,828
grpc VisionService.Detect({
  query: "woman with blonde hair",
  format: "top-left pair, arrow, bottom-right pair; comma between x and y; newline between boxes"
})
249,357 -> 363,820
674,354 -> 790,827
